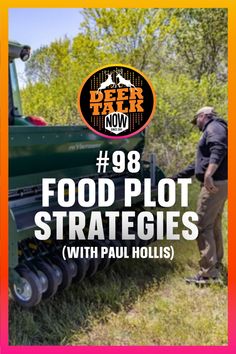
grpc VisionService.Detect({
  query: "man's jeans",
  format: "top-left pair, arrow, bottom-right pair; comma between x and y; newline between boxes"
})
196,180 -> 228,278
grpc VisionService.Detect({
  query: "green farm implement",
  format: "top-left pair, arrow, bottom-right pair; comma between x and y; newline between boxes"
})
9,41 -> 165,307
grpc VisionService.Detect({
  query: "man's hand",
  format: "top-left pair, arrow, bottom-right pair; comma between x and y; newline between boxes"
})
204,174 -> 218,193
204,163 -> 219,193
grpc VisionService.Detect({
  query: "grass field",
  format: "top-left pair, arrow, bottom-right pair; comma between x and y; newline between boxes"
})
9,184 -> 228,345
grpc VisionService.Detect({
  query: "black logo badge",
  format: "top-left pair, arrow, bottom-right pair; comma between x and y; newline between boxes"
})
78,65 -> 156,139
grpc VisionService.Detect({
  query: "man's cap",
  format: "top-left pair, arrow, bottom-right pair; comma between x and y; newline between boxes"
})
191,106 -> 215,124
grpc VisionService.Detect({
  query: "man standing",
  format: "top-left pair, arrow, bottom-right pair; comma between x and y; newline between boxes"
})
173,107 -> 228,285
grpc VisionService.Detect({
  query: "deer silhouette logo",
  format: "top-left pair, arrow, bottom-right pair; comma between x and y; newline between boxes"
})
97,71 -> 116,93
115,70 -> 137,90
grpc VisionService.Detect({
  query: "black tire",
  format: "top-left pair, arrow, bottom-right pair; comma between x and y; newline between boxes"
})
115,230 -> 132,257
10,265 -> 42,308
98,252 -> 111,271
51,255 -> 73,291
98,243 -> 111,271
108,240 -> 122,265
34,259 -> 58,299
44,258 -> 63,287
86,257 -> 100,277
92,240 -> 110,271
82,241 -> 101,277
74,258 -> 89,282
67,259 -> 78,278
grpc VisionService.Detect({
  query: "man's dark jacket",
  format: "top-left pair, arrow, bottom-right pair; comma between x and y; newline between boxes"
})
173,118 -> 228,182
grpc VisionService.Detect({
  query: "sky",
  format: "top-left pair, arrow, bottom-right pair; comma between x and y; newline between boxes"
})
9,8 -> 83,87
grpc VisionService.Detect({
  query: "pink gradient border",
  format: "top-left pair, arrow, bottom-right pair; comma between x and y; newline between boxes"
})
0,345 -> 235,353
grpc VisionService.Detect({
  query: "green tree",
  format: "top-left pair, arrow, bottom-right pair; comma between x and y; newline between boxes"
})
166,9 -> 228,82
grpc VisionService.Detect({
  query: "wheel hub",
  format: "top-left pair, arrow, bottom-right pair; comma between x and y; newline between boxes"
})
13,278 -> 32,302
